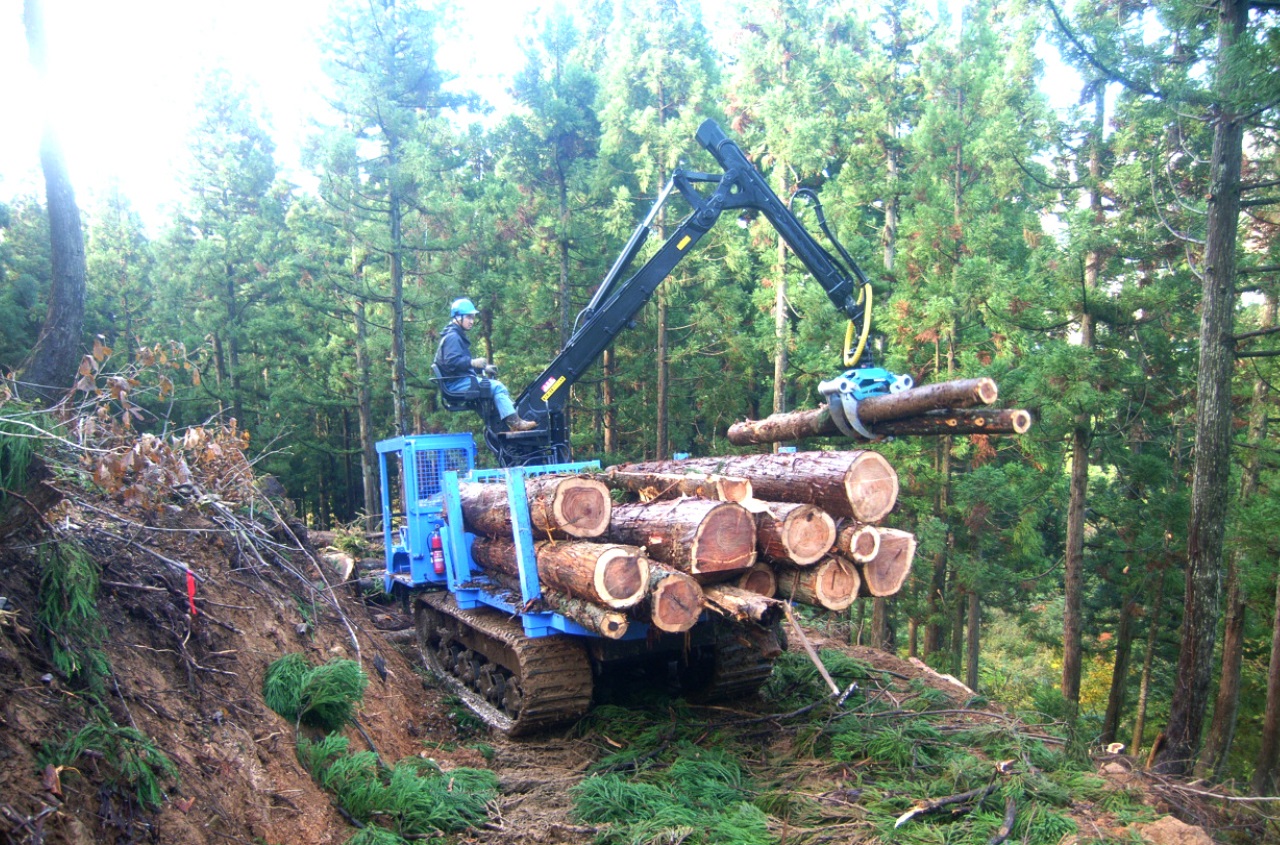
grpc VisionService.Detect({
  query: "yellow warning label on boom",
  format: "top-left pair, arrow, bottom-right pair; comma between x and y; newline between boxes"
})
677,235 -> 692,250
540,376 -> 567,402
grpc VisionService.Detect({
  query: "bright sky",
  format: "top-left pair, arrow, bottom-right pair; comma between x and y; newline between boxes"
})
0,0 -> 534,224
2,0 -> 1080,229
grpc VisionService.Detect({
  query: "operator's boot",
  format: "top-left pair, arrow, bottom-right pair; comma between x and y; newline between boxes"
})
504,414 -> 537,432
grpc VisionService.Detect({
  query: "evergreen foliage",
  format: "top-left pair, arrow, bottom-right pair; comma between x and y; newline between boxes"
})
36,541 -> 111,694
40,721 -> 180,811
263,653 -> 369,731
295,734 -> 498,837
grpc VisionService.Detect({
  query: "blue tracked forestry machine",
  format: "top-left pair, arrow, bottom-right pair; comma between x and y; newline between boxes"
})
378,121 -> 908,734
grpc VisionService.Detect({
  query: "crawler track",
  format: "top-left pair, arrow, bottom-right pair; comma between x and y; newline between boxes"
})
415,591 -> 593,735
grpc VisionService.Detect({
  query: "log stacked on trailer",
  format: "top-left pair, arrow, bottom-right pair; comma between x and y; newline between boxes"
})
451,453 -> 919,631
607,497 -> 757,579
612,451 -> 916,612
616,450 -> 899,523
459,475 -> 612,539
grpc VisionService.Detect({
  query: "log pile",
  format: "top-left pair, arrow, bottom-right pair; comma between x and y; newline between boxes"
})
451,444 -> 923,633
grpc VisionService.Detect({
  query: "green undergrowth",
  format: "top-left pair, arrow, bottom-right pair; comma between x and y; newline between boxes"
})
40,722 -> 180,811
569,650 -> 1155,845
34,537 -> 181,813
265,654 -> 498,843
263,652 -> 368,731
298,734 -> 498,840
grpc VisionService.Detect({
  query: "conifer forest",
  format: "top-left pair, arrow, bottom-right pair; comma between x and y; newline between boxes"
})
6,0 -> 1280,796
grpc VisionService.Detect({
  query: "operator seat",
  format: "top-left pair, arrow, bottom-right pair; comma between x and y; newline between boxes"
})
429,363 -> 492,415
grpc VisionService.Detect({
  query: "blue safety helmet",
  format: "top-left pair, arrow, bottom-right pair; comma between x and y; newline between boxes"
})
450,298 -> 478,318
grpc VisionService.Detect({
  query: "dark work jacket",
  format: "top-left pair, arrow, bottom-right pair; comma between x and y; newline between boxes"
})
434,322 -> 474,378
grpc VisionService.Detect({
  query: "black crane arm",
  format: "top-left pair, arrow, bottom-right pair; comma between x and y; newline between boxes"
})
486,120 -> 872,466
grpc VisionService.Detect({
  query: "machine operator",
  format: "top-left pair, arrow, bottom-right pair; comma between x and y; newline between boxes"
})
434,298 -> 537,432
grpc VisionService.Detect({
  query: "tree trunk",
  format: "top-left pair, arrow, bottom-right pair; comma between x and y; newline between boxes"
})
601,468 -> 752,503
860,528 -> 916,596
871,598 -> 889,650
1101,600 -> 1136,747
353,279 -> 380,533
469,537 -> 650,609
1253,572 -> 1280,794
1132,569 -> 1166,759
965,590 -> 980,693
1154,0 -> 1245,776
18,0 -> 86,404
755,501 -> 836,566
460,476 -> 612,540
625,451 -> 898,523
389,189 -> 408,436
1201,295 -> 1272,780
776,557 -> 860,611
603,349 -> 616,455
608,498 -> 756,577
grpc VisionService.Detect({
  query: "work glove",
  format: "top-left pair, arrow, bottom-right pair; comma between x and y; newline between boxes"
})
470,357 -> 488,370
483,364 -> 498,378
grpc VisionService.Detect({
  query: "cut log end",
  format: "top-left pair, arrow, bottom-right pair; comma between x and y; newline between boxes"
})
842,523 -> 881,563
1010,410 -> 1032,434
552,479 -> 612,537
976,378 -> 999,405
736,563 -> 778,597
693,503 -> 758,574
846,451 -> 900,523
649,571 -> 705,633
595,548 -> 651,609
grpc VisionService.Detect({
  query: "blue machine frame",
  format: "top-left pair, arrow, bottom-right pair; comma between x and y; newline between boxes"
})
377,432 -> 648,640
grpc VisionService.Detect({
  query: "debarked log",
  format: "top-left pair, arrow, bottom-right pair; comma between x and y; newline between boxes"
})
601,468 -> 753,503
459,474 -> 611,539
469,537 -> 650,609
621,451 -> 898,524
755,501 -> 836,566
703,584 -> 785,627
608,497 -> 756,577
775,556 -> 861,611
728,406 -> 1031,446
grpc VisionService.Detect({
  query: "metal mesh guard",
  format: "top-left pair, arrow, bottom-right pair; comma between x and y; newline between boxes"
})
414,447 -> 471,500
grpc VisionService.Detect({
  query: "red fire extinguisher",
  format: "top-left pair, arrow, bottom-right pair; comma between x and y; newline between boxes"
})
430,531 -> 445,575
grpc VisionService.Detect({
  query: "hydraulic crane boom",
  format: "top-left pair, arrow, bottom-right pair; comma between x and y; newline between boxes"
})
483,119 -> 880,467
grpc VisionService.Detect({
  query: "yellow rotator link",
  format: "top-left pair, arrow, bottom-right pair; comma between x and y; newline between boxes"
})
842,283 -> 874,368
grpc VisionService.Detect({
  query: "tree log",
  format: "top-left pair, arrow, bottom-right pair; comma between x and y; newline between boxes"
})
608,498 -> 756,576
637,563 -> 705,633
859,528 -> 916,597
735,563 -> 777,597
601,468 -> 753,503
755,501 -> 836,566
469,537 -> 650,609
621,452 -> 897,523
728,405 -> 1030,446
459,475 -> 611,539
839,522 -> 881,563
775,557 -> 861,611
703,584 -> 785,627
479,572 -> 629,639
